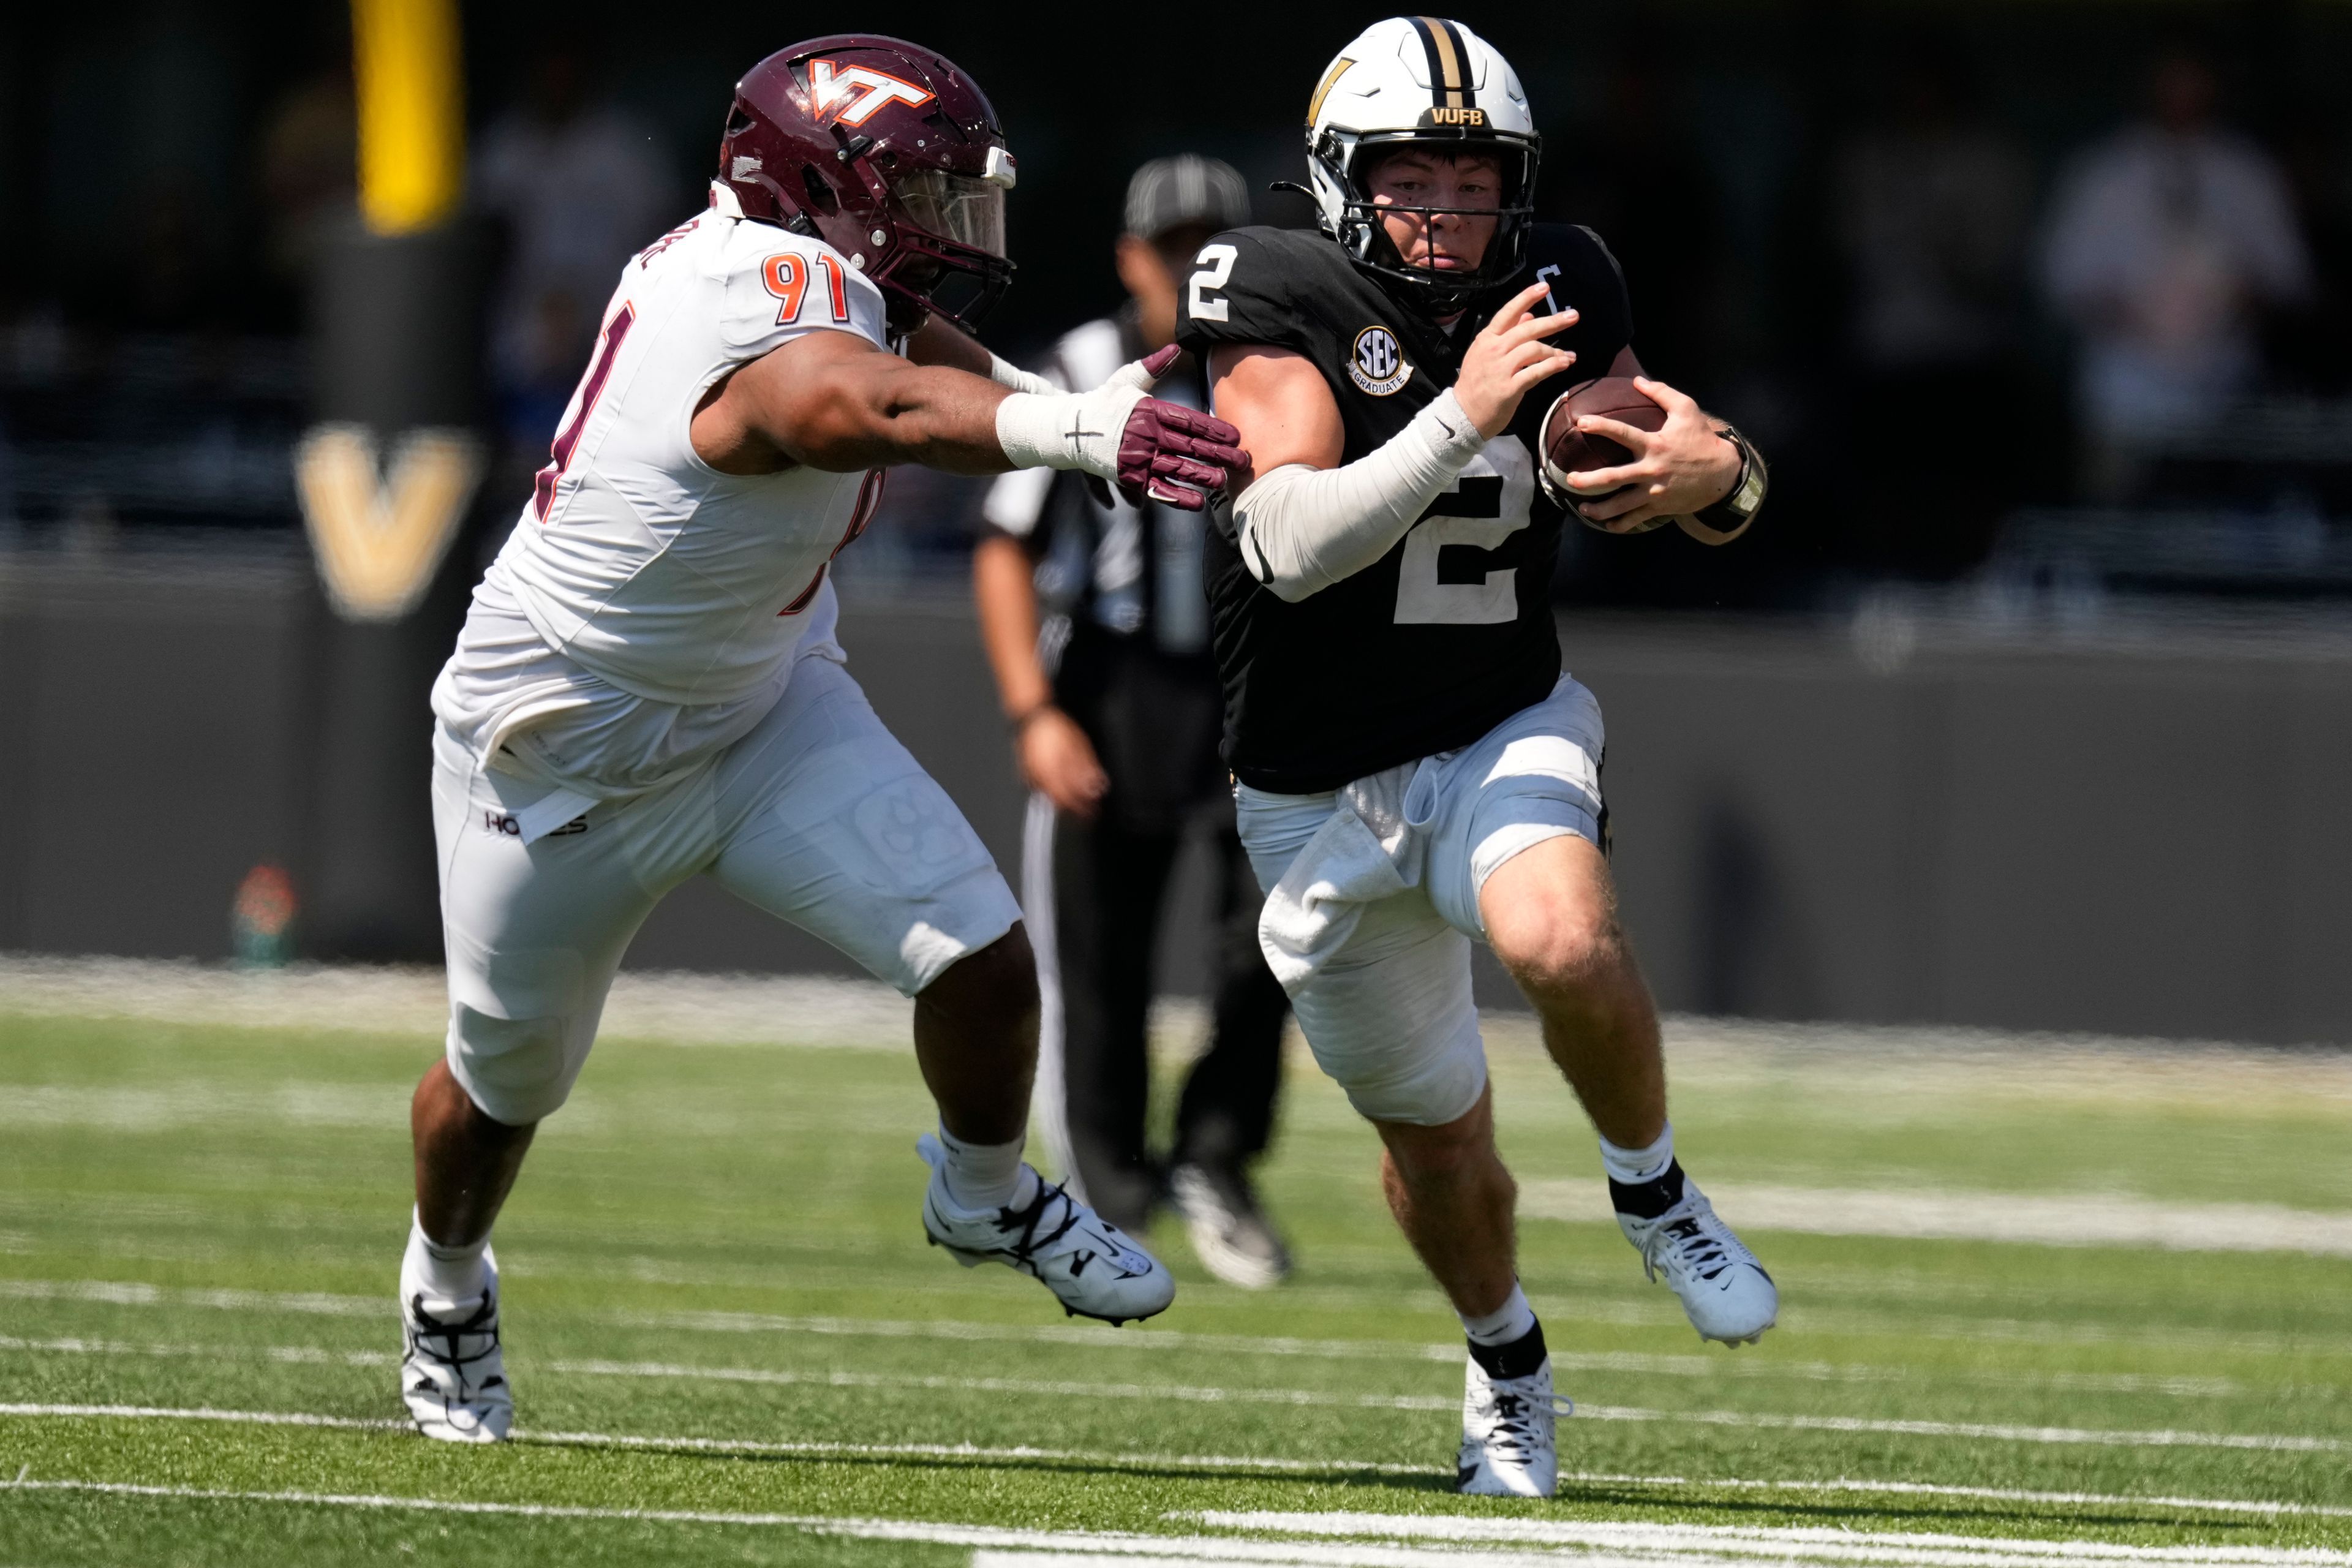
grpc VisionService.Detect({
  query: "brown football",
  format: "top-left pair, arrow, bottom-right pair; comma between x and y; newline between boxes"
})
1540,375 -> 1665,525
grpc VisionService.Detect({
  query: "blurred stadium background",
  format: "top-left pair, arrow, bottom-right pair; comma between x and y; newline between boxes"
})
5,6 -> 2352,1564
7,0 -> 2352,1041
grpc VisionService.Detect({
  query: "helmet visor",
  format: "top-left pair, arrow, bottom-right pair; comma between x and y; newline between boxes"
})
891,169 -> 1007,258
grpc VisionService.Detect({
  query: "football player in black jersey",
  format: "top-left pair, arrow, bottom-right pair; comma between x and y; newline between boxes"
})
1175,17 -> 1775,1497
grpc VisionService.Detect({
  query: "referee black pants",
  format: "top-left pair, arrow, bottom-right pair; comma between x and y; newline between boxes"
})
1025,793 -> 1289,1231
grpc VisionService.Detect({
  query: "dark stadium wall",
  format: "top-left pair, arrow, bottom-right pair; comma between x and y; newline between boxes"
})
5,558 -> 2350,1046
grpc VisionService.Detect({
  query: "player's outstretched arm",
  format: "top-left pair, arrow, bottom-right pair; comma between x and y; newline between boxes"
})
1212,282 -> 1577,603
1556,348 -> 1760,545
695,332 -> 1246,508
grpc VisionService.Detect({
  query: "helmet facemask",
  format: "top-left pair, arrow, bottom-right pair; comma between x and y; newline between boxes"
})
872,165 -> 1014,336
1316,127 -> 1539,317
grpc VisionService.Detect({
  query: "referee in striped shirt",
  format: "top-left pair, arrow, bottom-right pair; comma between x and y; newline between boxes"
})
974,156 -> 1294,1289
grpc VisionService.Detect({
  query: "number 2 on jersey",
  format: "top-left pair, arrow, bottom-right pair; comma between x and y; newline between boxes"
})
1187,244 -> 1237,323
533,303 -> 635,522
1394,439 -> 1534,625
763,252 -> 850,325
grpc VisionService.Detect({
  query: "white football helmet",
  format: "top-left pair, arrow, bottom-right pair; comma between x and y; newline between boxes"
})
1303,17 -> 1540,313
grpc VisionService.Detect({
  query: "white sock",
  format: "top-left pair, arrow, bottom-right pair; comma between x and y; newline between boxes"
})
935,1125 -> 1034,1211
1599,1122 -> 1675,1186
404,1210 -> 489,1306
1460,1281 -> 1538,1348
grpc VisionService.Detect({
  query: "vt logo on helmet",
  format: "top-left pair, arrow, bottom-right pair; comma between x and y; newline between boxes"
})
720,34 -> 1019,336
1303,17 -> 1540,315
807,59 -> 936,127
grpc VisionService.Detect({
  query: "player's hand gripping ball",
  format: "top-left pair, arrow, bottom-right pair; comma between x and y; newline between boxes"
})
1539,377 -> 1671,532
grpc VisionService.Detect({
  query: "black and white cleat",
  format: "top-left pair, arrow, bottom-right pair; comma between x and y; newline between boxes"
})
918,1135 -> 1175,1326
1458,1342 -> 1569,1498
1618,1178 -> 1778,1346
399,1248 -> 512,1444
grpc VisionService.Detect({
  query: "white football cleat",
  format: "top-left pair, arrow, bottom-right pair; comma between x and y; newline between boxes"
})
918,1135 -> 1174,1325
1457,1347 -> 1568,1498
1618,1178 -> 1778,1346
399,1247 -> 512,1443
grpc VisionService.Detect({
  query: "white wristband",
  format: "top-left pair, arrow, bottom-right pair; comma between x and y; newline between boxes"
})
995,382 -> 1148,480
1231,389 -> 1485,602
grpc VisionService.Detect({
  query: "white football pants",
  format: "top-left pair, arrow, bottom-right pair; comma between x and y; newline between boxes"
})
1235,674 -> 1607,1127
432,654 -> 1021,1125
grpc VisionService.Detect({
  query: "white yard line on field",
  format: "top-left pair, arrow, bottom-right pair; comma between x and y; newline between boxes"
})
1526,1181 -> 2352,1258
1196,1512 -> 2352,1567
0,1277 -> 379,1316
0,1278 -> 2262,1396
549,1357 -> 1457,1411
553,1357 -> 2349,1452
0,1401 -> 1420,1476
618,1310 -> 2242,1398
4,1403 -> 2346,1521
0,1333 -> 394,1366
3,1475 -> 2343,1568
0,1479 -> 1557,1567
0,1402 -> 402,1430
0,956 -> 921,1049
1574,1404 -> 2343,1452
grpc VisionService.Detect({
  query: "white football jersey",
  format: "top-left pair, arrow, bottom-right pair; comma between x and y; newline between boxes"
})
496,182 -> 891,707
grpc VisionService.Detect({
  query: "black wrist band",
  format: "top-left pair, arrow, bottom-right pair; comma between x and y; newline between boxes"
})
1693,424 -> 1767,533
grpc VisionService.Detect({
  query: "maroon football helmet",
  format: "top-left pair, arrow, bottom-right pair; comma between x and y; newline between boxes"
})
718,36 -> 1016,336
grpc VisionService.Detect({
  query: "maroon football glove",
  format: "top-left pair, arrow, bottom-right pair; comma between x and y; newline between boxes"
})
1107,345 -> 1249,512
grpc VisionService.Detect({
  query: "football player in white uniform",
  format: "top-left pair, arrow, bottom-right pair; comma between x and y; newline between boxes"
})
398,36 -> 1247,1444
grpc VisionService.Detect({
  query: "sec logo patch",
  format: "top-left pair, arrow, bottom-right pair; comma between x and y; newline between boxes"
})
1349,325 -> 1413,396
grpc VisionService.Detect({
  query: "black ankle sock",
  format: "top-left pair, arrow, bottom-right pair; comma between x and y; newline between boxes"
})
1608,1159 -> 1686,1221
1466,1317 -> 1548,1381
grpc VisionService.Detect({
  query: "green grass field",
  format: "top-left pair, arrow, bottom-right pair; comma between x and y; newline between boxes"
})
2,967 -> 2349,1567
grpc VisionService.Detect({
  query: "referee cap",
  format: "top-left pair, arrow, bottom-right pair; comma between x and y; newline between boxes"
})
1123,154 -> 1253,240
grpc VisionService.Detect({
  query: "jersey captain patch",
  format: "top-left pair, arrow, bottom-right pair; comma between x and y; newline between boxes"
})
1348,325 -> 1412,396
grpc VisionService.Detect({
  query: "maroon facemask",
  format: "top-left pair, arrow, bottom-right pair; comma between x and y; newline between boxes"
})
718,36 -> 1017,336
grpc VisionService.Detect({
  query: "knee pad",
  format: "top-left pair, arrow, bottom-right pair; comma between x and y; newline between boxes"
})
1289,924 -> 1488,1127
447,1006 -> 575,1126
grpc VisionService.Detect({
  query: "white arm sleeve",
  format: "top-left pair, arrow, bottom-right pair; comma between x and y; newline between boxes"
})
1232,389 -> 1485,603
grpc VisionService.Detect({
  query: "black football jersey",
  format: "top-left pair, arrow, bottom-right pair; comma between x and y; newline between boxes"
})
1176,223 -> 1634,793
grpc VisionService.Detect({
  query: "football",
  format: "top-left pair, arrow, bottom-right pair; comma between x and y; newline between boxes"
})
1540,375 -> 1667,529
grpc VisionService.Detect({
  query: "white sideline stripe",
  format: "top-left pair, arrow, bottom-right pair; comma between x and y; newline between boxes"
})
4,1403 -> 2345,1521
551,1358 -> 1457,1412
0,1278 -> 378,1317
0,1480 -> 1555,1567
1201,1512 -> 2352,1567
0,1320 -> 2324,1455
1551,1474 -> 2352,1521
1526,1180 -> 2352,1258
622,1311 -> 2242,1398
0,1403 -> 405,1431
20,1257 -> 2322,1358
1574,1404 -> 2345,1453
0,1279 -> 2248,1398
0,1333 -> 394,1367
4,1477 -> 2335,1568
0,1402 -> 1426,1478
0,956 -> 922,1049
556,1358 -> 2347,1453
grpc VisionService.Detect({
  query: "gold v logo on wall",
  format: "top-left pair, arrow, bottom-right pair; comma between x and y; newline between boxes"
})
294,423 -> 484,623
